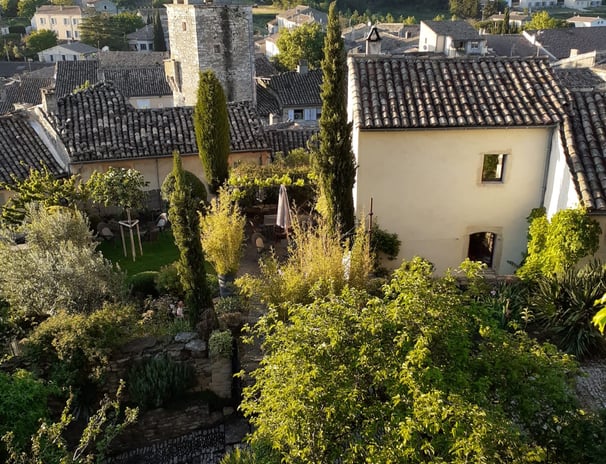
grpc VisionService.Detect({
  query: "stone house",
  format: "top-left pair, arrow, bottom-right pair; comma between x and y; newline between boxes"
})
44,83 -> 269,206
37,42 -> 98,63
267,4 -> 327,35
551,88 -> 606,262
53,53 -> 173,109
85,0 -> 118,14
563,0 -> 602,10
255,63 -> 322,126
127,24 -> 155,52
0,82 -> 270,207
31,5 -> 87,41
566,15 -> 606,28
348,55 -> 567,274
518,0 -> 557,8
419,20 -> 487,57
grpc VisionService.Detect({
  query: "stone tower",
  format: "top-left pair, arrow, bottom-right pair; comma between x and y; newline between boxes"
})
165,0 -> 255,106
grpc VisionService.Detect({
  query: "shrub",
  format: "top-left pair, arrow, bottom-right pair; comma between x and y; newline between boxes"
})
209,330 -> 233,358
199,187 -> 246,276
370,224 -> 401,261
24,304 -> 138,397
129,271 -> 159,299
127,355 -> 195,409
529,260 -> 606,359
161,169 -> 208,206
155,262 -> 184,297
214,296 -> 248,315
0,370 -> 57,457
237,217 -> 373,314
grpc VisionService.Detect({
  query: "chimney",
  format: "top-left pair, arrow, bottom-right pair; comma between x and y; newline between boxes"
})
570,48 -> 578,58
297,59 -> 308,74
41,87 -> 57,115
365,25 -> 382,55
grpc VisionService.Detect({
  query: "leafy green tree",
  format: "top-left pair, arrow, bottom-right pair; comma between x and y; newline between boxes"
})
525,10 -> 566,30
168,151 -> 213,328
402,15 -> 417,24
152,9 -> 166,52
0,166 -> 85,225
0,206 -> 125,320
275,23 -> 325,71
79,13 -> 143,51
86,167 -> 148,260
517,207 -> 601,280
24,29 -> 57,57
449,0 -> 480,18
0,0 -> 18,17
314,1 -> 356,237
193,70 -> 230,192
239,258 -> 594,462
17,0 -> 45,18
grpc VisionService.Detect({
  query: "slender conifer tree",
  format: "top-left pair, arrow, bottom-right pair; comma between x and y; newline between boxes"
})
315,1 -> 356,237
153,10 -> 166,52
193,70 -> 230,192
168,151 -> 213,328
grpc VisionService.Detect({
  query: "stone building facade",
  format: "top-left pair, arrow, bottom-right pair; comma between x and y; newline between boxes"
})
165,0 -> 255,105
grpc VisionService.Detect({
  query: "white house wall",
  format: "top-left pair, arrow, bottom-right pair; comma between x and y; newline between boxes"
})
354,127 -> 554,275
543,127 -> 579,218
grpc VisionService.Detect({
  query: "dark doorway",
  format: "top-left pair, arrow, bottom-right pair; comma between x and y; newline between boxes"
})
467,232 -> 496,268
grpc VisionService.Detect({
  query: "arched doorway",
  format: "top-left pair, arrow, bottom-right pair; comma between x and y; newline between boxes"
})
467,232 -> 496,268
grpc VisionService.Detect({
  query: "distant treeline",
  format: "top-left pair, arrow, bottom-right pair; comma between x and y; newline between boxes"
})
271,0 -> 448,13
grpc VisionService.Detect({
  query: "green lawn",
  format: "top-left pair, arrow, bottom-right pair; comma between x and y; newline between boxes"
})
97,230 -> 179,276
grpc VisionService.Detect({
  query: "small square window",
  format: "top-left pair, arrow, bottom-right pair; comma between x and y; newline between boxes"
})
214,44 -> 221,53
293,109 -> 303,120
482,154 -> 506,182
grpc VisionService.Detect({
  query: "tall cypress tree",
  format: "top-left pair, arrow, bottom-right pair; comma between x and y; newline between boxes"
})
153,10 -> 166,52
193,70 -> 230,193
168,151 -> 213,329
315,1 -> 356,237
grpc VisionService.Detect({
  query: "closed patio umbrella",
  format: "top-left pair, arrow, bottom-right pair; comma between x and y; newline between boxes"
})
276,184 -> 292,239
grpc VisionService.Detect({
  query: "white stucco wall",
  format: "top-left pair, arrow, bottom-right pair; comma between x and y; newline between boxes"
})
543,128 -> 579,218
354,127 -> 554,275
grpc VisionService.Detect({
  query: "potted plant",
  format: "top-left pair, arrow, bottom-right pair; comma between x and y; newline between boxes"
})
200,187 -> 246,297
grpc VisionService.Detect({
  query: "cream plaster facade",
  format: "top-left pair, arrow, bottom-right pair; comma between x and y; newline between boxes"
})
31,5 -> 85,41
353,127 -> 556,275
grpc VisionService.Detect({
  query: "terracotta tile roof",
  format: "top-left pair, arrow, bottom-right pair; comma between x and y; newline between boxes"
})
560,91 -> 606,211
55,59 -> 171,99
349,55 -> 565,130
255,54 -> 279,78
255,82 -> 280,117
98,51 -> 167,68
0,112 -> 66,184
265,125 -> 318,156
278,5 -> 327,27
55,60 -> 99,99
422,20 -> 481,40
554,68 -> 606,92
55,83 -> 266,163
0,62 -> 54,78
531,28 -> 606,60
0,77 -> 55,115
227,100 -> 269,152
485,35 -> 547,58
127,24 -> 153,41
264,68 -> 322,107
101,67 -> 171,97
